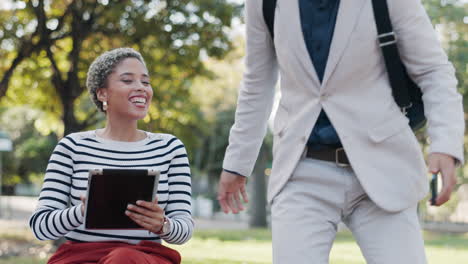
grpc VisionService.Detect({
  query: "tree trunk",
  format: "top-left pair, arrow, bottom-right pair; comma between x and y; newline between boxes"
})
62,96 -> 80,136
55,95 -> 78,248
249,144 -> 268,228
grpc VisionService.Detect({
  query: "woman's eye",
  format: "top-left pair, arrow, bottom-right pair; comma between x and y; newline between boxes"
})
122,80 -> 132,84
142,81 -> 150,85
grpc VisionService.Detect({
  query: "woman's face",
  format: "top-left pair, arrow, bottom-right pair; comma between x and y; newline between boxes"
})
98,57 -> 153,121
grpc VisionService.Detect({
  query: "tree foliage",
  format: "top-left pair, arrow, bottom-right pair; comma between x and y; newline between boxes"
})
188,36 -> 244,199
0,106 -> 58,186
424,0 -> 467,105
0,0 -> 241,141
0,0 -> 242,187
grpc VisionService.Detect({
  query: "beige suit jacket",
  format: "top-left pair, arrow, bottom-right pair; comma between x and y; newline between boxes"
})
223,0 -> 464,212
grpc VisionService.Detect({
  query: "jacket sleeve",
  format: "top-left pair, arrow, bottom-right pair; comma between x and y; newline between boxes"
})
389,0 -> 464,164
222,0 -> 279,177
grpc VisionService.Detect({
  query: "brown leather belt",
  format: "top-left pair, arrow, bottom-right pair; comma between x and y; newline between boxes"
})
305,147 -> 350,167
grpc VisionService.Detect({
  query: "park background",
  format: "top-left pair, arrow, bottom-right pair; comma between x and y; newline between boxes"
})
0,0 -> 467,263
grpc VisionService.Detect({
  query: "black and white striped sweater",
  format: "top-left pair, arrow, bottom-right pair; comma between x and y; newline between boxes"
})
29,130 -> 193,245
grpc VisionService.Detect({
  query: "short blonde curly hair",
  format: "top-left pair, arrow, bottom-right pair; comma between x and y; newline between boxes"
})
86,47 -> 147,112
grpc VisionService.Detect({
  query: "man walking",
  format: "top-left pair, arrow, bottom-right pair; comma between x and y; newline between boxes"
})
218,0 -> 464,263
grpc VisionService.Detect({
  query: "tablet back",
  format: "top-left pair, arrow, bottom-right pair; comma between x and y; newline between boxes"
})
84,169 -> 159,229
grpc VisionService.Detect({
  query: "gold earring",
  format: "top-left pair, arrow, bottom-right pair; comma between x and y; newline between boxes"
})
103,101 -> 108,111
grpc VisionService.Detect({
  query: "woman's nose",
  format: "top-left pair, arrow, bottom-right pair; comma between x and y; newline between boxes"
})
135,82 -> 145,91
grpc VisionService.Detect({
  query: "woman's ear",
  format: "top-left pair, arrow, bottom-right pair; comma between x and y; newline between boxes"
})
96,88 -> 107,102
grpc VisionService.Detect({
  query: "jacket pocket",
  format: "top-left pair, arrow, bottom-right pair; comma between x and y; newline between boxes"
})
368,113 -> 409,143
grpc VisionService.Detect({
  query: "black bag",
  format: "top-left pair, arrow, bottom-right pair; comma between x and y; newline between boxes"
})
262,0 -> 427,131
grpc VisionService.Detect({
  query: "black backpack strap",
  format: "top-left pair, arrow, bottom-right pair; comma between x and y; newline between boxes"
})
263,0 -> 277,39
371,0 -> 412,110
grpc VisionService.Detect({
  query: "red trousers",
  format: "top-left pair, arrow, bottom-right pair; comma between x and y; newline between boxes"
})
47,241 -> 181,264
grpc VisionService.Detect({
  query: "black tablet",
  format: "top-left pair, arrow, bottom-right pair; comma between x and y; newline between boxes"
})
84,168 -> 160,229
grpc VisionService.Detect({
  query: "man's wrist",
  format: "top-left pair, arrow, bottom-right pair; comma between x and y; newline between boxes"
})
223,168 -> 246,177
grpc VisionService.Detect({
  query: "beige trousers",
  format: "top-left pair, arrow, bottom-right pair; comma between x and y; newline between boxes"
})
271,158 -> 427,264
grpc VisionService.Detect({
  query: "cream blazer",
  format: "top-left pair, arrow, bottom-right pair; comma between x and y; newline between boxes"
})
223,0 -> 464,212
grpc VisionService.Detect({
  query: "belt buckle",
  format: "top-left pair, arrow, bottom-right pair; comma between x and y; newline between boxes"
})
335,148 -> 349,167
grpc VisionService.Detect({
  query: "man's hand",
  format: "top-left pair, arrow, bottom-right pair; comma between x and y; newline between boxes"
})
427,153 -> 457,206
217,170 -> 249,214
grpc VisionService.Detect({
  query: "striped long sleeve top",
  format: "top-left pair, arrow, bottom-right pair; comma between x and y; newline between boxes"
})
29,130 -> 193,245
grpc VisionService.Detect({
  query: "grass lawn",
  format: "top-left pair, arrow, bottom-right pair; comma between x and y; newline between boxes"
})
169,229 -> 468,264
1,228 -> 467,263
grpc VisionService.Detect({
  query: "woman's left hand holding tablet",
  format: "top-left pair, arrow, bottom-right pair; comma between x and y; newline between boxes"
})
80,195 -> 87,216
125,197 -> 165,233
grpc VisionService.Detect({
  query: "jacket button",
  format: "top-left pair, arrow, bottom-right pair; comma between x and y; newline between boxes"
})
320,93 -> 329,101
278,131 -> 284,137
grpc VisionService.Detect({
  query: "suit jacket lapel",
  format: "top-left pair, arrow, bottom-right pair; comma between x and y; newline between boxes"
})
321,0 -> 367,88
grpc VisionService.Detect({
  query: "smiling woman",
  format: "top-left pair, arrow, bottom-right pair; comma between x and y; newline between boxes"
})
28,48 -> 193,264
89,50 -> 154,135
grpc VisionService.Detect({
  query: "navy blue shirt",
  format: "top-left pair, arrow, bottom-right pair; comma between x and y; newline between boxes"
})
223,0 -> 342,177
300,0 -> 342,149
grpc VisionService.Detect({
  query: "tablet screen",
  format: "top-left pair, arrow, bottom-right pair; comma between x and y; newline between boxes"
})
84,169 -> 159,229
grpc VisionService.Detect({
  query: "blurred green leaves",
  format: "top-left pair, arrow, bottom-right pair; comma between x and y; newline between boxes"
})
0,0 -> 241,136
0,0 -> 242,186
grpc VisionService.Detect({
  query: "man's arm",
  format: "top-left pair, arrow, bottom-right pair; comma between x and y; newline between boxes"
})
390,0 -> 464,205
218,0 -> 279,214
427,153 -> 457,206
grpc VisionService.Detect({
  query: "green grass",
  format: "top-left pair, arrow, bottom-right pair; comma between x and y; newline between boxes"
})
0,258 -> 45,264
170,229 -> 468,264
1,229 -> 468,264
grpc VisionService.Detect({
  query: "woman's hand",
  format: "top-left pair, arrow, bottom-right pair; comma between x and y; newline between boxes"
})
125,197 -> 165,234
